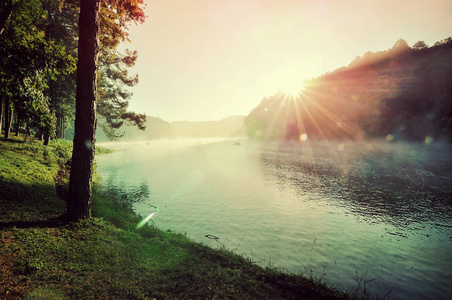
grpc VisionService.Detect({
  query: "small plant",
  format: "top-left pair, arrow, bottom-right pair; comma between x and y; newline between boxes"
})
352,267 -> 376,299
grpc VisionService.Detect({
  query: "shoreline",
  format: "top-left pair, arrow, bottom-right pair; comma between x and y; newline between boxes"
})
0,138 -> 353,299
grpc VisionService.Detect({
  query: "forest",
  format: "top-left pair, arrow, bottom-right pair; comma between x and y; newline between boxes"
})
0,0 -> 146,143
92,115 -> 246,141
2,1 -> 452,145
245,38 -> 452,142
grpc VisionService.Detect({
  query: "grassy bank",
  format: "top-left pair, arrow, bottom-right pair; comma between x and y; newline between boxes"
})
0,138 -> 352,299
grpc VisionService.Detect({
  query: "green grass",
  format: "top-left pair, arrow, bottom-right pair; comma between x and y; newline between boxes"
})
0,138 -> 354,299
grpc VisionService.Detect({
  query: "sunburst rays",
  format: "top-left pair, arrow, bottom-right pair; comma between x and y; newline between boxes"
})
254,82 -> 367,175
260,82 -> 363,142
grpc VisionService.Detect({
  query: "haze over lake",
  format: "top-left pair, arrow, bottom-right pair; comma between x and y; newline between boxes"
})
96,139 -> 452,300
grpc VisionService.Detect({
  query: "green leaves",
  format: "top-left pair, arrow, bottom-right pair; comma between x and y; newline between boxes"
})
0,0 -> 76,140
1,0 -> 147,141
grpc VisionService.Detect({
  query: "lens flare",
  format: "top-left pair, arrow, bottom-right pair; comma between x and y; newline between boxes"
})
136,170 -> 205,229
136,210 -> 158,229
299,133 -> 308,141
424,136 -> 433,144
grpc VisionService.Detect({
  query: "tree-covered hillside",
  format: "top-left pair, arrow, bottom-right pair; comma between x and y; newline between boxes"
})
96,115 -> 172,142
245,38 -> 452,142
95,115 -> 246,141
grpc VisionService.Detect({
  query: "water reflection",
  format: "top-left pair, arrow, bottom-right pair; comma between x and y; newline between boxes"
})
96,175 -> 152,207
259,141 -> 452,235
96,139 -> 452,299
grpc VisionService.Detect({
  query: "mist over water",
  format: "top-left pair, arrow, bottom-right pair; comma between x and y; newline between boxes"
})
96,139 -> 452,300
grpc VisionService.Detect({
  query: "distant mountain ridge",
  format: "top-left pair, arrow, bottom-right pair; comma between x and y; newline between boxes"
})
96,115 -> 246,142
171,116 -> 246,138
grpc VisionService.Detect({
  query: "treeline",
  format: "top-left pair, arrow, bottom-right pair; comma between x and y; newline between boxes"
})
0,0 -> 146,144
245,37 -> 452,142
96,115 -> 246,141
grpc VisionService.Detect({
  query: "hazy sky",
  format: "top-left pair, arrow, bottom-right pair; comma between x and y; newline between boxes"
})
119,0 -> 452,122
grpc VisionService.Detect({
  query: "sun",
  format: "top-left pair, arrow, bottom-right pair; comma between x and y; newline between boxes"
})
278,78 -> 306,98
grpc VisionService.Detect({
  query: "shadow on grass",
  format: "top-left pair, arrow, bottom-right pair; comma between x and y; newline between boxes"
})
0,214 -> 68,229
0,178 -> 67,228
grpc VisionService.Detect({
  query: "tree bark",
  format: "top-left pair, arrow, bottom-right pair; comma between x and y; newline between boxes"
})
15,116 -> 20,136
23,123 -> 29,143
67,0 -> 100,222
43,132 -> 50,145
0,0 -> 13,36
61,114 -> 66,139
4,98 -> 12,139
35,128 -> 43,140
56,112 -> 63,139
0,95 -> 3,134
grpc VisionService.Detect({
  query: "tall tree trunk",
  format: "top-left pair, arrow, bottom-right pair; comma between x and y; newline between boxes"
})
15,116 -> 20,136
67,0 -> 100,222
56,111 -> 63,139
4,98 -> 12,139
43,129 -> 50,145
36,128 -> 43,140
43,79 -> 54,146
61,114 -> 65,139
0,0 -> 13,36
23,123 -> 29,143
43,5 -> 54,146
0,95 -> 3,135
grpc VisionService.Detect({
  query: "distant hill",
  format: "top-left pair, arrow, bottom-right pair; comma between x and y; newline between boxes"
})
244,37 -> 452,142
171,116 -> 246,138
95,115 -> 246,142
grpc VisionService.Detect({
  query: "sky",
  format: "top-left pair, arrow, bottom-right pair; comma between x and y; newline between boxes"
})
119,0 -> 452,122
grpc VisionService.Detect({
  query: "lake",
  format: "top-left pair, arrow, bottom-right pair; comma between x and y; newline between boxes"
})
96,139 -> 452,299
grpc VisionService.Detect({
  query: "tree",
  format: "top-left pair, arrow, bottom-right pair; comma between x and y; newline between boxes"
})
67,0 -> 101,222
433,37 -> 452,47
0,0 -> 75,140
1,0 -> 146,144
96,0 -> 146,139
41,0 -> 79,142
46,0 -> 147,141
413,41 -> 428,51
97,49 -> 146,139
67,0 -> 147,221
391,38 -> 411,55
13,76 -> 56,142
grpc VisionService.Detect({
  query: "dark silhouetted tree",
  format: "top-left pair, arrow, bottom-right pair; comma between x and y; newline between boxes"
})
413,41 -> 428,51
67,0 -> 101,222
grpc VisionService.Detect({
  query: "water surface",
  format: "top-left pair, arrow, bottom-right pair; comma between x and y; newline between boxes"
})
96,139 -> 452,299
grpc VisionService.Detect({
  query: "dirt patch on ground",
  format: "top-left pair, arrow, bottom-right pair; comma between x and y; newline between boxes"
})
0,233 -> 28,299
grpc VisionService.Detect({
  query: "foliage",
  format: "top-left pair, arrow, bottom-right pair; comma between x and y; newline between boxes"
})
0,0 -> 147,141
97,49 -> 146,139
41,0 -> 80,138
0,0 -> 76,140
96,0 -> 147,139
14,75 -> 56,136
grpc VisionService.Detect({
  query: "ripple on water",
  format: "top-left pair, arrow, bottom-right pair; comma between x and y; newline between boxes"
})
97,140 -> 452,300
